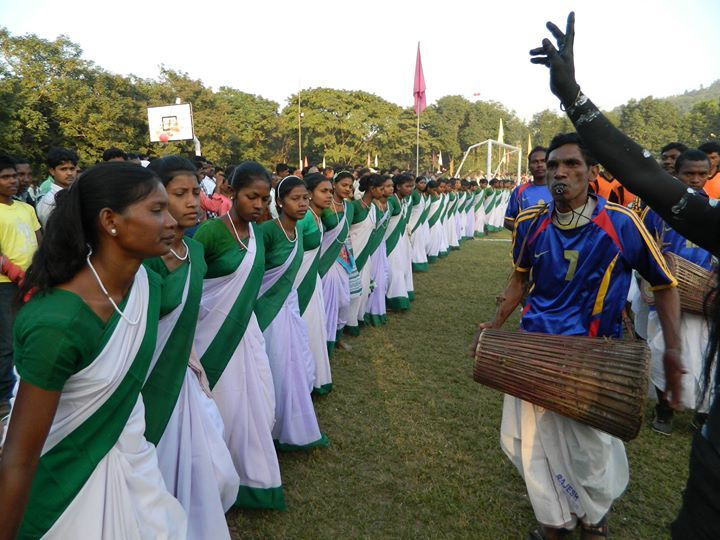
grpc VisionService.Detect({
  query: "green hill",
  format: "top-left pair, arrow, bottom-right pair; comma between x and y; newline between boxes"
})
665,79 -> 720,112
612,80 -> 720,115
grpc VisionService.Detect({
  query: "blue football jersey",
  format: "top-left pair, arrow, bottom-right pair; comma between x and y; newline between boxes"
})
513,196 -> 676,338
505,183 -> 552,225
642,205 -> 713,271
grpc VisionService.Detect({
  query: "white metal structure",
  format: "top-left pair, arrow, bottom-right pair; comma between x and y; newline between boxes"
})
454,139 -> 521,183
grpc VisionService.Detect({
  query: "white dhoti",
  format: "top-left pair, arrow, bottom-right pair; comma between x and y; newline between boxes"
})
501,396 -> 628,528
647,310 -> 712,411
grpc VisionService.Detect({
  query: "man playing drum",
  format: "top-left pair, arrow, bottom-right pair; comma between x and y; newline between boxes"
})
478,132 -> 682,539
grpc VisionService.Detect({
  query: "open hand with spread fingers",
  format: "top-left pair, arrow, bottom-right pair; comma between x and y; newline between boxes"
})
529,11 -> 581,107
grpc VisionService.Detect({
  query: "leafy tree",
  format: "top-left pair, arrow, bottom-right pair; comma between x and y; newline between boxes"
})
682,99 -> 720,147
279,88 -> 403,167
528,109 -> 573,147
1,26 -> 717,177
618,97 -> 683,152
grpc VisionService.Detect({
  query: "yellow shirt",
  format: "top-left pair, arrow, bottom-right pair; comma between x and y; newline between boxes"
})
0,200 -> 41,283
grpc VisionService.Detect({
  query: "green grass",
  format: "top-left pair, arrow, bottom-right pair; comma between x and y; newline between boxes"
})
227,230 -> 691,539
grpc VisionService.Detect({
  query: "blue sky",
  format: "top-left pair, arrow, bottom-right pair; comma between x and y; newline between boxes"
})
1,0 -> 719,120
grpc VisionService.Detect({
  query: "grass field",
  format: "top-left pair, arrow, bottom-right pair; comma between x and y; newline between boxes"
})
227,230 -> 692,539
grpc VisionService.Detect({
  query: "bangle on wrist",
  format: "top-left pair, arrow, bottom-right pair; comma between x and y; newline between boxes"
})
665,348 -> 682,354
559,86 -> 582,112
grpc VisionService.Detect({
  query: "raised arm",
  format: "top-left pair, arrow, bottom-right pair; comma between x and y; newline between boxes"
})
530,12 -> 720,254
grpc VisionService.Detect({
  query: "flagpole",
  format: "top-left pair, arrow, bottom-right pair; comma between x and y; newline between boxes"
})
416,112 -> 420,176
297,90 -> 302,172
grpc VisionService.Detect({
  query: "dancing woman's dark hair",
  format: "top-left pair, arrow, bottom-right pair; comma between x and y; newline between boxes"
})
392,173 -> 414,192
18,162 -> 162,302
358,173 -> 386,193
304,172 -> 330,193
275,175 -> 306,202
426,180 -> 439,190
146,155 -> 197,186
333,170 -> 354,183
230,161 -> 271,191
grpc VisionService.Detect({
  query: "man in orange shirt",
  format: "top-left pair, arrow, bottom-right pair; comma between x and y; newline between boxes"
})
699,141 -> 720,198
608,173 -> 635,207
590,168 -> 626,203
661,142 -> 688,174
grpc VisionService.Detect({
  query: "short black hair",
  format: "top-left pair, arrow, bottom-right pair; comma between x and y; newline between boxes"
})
46,147 -> 79,168
102,147 -> 127,161
276,163 -> 289,175
661,142 -> 688,155
546,132 -> 598,166
698,141 -> 720,155
675,149 -> 710,173
0,154 -> 17,172
528,145 -> 547,161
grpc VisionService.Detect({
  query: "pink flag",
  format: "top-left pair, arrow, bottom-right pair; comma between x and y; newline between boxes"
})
413,43 -> 426,116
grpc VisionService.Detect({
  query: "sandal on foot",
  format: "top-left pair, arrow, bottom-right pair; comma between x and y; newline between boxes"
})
581,517 -> 608,539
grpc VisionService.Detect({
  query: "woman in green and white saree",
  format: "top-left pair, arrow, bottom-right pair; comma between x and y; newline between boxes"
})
464,180 -> 477,240
193,162 -> 284,510
483,181 -> 498,232
0,163 -> 186,539
425,180 -> 444,262
364,175 -> 393,326
453,180 -> 467,243
385,174 -> 415,311
408,176 -> 429,273
344,174 -> 384,336
295,173 -> 333,395
437,180 -> 450,257
474,180 -> 488,237
445,181 -> 460,250
143,156 -> 239,538
320,172 -> 356,355
256,176 -> 328,451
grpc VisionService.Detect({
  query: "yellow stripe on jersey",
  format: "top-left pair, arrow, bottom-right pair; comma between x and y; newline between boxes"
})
592,253 -> 619,316
515,204 -> 549,225
511,204 -> 549,268
605,203 -> 676,286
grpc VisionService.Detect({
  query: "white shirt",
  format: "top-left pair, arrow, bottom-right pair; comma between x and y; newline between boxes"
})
269,189 -> 279,219
200,176 -> 216,195
36,182 -> 63,228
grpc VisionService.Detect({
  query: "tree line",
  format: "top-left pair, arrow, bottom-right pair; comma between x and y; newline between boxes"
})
2,28 -> 719,175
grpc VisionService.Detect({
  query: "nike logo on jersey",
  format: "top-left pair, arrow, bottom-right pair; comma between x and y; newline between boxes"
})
534,250 -> 550,258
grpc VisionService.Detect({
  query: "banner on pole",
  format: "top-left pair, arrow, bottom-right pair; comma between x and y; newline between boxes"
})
413,43 -> 426,116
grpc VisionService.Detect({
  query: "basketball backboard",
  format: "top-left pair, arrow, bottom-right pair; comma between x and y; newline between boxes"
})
147,103 -> 194,142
